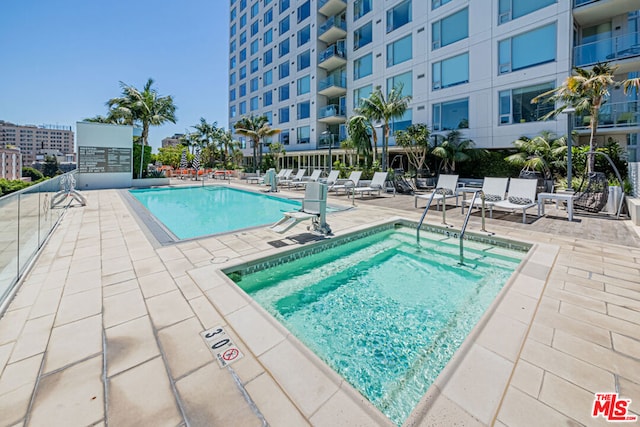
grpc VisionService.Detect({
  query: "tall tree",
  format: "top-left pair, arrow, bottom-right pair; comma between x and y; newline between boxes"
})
233,115 -> 281,170
394,123 -> 431,175
346,115 -> 374,167
357,84 -> 411,171
193,118 -> 221,167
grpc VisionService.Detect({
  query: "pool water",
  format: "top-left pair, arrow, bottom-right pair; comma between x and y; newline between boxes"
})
129,186 -> 302,239
232,227 -> 526,425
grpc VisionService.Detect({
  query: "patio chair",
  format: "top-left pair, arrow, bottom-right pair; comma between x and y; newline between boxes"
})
414,175 -> 459,209
291,169 -> 322,189
280,169 -> 306,187
329,171 -> 362,195
320,170 -> 340,187
492,178 -> 538,223
352,172 -> 388,198
270,182 -> 331,235
464,177 -> 509,218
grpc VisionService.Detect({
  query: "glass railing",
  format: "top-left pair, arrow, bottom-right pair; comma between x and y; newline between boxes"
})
317,133 -> 341,148
318,44 -> 346,64
318,0 -> 346,10
575,101 -> 639,129
319,104 -> 345,119
574,0 -> 599,7
574,32 -> 640,67
318,15 -> 346,37
318,75 -> 347,91
0,170 -> 78,311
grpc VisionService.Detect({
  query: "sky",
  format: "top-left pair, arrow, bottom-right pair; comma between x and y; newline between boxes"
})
0,0 -> 230,153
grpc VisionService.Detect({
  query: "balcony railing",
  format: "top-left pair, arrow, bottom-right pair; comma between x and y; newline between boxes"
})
574,31 -> 640,67
318,44 -> 346,64
318,15 -> 346,38
319,104 -> 345,119
575,101 -> 639,129
574,0 -> 599,6
318,75 -> 347,92
317,133 -> 341,149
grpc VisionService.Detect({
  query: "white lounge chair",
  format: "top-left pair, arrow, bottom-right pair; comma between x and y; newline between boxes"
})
492,178 -> 538,223
352,172 -> 388,198
463,177 -> 509,218
291,169 -> 322,189
414,174 -> 459,209
320,170 -> 340,187
329,171 -> 362,195
280,169 -> 305,187
270,182 -> 331,235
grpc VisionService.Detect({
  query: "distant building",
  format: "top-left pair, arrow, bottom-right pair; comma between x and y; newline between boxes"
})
0,147 -> 22,180
0,120 -> 75,167
161,133 -> 184,148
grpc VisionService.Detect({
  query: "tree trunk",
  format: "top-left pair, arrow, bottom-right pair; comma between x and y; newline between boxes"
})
588,106 -> 600,173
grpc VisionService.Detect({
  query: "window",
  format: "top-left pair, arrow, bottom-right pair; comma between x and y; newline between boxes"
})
264,111 -> 272,124
387,71 -> 412,97
230,105 -> 237,118
353,85 -> 373,108
354,53 -> 373,79
354,0 -> 372,20
499,82 -> 554,124
432,52 -> 468,89
263,69 -> 272,86
264,0 -> 272,5
250,58 -> 259,73
231,7 -> 237,20
250,77 -> 259,92
297,1 -> 310,23
239,48 -> 247,62
240,65 -> 247,79
431,0 -> 451,10
230,39 -> 236,53
387,0 -> 412,33
240,31 -> 247,45
298,25 -> 311,47
250,96 -> 259,111
240,14 -> 247,28
499,0 -> 555,24
263,48 -> 273,65
251,2 -> 259,18
230,23 -> 237,37
264,91 -> 273,106
240,0 -> 247,10
264,29 -> 273,46
387,34 -> 412,66
279,107 -> 289,123
279,38 -> 290,57
250,39 -> 259,55
432,98 -> 469,131
279,15 -> 290,34
230,88 -> 236,101
297,75 -> 310,95
230,56 -> 237,69
499,23 -> 556,73
251,21 -> 259,36
264,8 -> 273,25
354,21 -> 373,50
297,50 -> 310,71
279,61 -> 290,79
279,84 -> 289,101
239,83 -> 247,97
391,109 -> 412,133
280,130 -> 290,145
297,101 -> 310,119
279,0 -> 289,14
239,101 -> 247,115
297,126 -> 310,144
432,8 -> 468,49
230,72 -> 236,85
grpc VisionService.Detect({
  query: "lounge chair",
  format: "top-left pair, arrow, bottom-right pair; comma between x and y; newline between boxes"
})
320,170 -> 340,187
329,171 -> 362,195
280,169 -> 306,187
492,178 -> 538,223
270,182 -> 332,235
414,175 -> 459,209
463,177 -> 509,218
352,172 -> 388,198
291,169 -> 322,189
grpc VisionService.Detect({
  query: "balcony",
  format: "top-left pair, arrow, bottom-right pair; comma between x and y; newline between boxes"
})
574,31 -> 640,71
318,44 -> 347,71
573,0 -> 639,25
318,0 -> 347,18
318,15 -> 347,44
574,101 -> 640,133
318,104 -> 346,124
318,75 -> 347,97
317,133 -> 341,149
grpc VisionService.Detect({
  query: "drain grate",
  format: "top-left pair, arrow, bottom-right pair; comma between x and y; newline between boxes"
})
288,233 -> 326,244
267,240 -> 290,248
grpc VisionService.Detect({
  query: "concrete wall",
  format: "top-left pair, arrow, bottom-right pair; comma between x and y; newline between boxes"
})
76,122 -> 133,190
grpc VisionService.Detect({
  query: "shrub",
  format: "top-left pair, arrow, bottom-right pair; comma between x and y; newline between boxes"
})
22,167 -> 44,181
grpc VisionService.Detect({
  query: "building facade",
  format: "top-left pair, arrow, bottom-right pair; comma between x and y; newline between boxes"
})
161,133 -> 185,148
228,0 -> 640,169
0,147 -> 22,180
0,121 -> 75,167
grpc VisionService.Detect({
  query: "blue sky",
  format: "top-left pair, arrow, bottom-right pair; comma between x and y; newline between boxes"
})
0,0 -> 230,152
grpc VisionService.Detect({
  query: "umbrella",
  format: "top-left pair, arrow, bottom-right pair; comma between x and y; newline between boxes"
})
179,148 -> 188,171
192,148 -> 201,181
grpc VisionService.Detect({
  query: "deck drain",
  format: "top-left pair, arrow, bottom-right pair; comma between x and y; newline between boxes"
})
211,256 -> 230,264
267,240 -> 290,248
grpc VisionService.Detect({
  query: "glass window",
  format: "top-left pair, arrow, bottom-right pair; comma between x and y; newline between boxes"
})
297,50 -> 311,71
230,23 -> 236,37
297,75 -> 310,95
231,7 -> 237,20
279,84 -> 289,101
387,34 -> 412,66
499,0 -> 555,24
387,0 -> 412,33
250,77 -> 259,92
279,106 -> 289,123
239,48 -> 247,62
297,126 -> 310,144
263,48 -> 272,65
279,61 -> 290,79
354,0 -> 372,20
354,21 -> 373,50
279,16 -> 290,34
250,39 -> 259,55
499,23 -> 556,73
240,101 -> 247,115
264,91 -> 273,106
499,82 -> 554,124
264,111 -> 272,124
279,0 -> 289,14
431,0 -> 452,10
391,109 -> 412,133
240,65 -> 247,79
251,2 -> 259,18
432,52 -> 468,89
251,21 -> 259,36
280,130 -> 290,145
354,53 -> 373,79
239,83 -> 247,97
264,0 -> 272,5
250,96 -> 259,111
432,98 -> 469,131
251,58 -> 259,73
264,29 -> 273,46
230,72 -> 236,85
240,0 -> 247,10
263,70 -> 272,86
264,8 -> 273,25
297,1 -> 310,23
279,38 -> 290,57
230,39 -> 237,53
432,7 -> 468,50
387,71 -> 412,97
240,14 -> 247,28
298,25 -> 311,47
230,88 -> 237,101
230,56 -> 237,69
297,101 -> 310,119
353,84 -> 373,108
240,31 -> 247,45
230,105 -> 237,118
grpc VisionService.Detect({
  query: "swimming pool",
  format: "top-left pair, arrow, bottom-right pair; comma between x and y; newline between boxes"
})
129,186 -> 303,239
229,225 -> 528,425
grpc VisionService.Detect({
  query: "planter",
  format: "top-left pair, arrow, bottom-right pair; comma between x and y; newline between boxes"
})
131,178 -> 170,187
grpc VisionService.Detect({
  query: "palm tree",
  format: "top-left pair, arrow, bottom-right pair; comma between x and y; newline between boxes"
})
431,130 -> 484,174
346,115 -> 374,167
357,84 -> 412,171
233,115 -> 281,170
193,118 -> 221,167
504,131 -> 567,179
532,62 -> 639,172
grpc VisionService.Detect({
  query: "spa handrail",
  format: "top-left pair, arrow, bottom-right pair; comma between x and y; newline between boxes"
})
416,189 -> 439,242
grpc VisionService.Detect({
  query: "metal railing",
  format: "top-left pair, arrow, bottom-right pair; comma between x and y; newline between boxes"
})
574,101 -> 639,129
318,75 -> 347,92
319,104 -> 345,119
318,44 -> 346,64
318,15 -> 346,37
574,31 -> 640,67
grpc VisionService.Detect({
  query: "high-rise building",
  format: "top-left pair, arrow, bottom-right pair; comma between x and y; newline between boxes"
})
227,0 -> 640,169
0,120 -> 75,167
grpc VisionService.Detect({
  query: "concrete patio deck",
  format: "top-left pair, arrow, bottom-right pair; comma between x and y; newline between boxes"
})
0,178 -> 639,426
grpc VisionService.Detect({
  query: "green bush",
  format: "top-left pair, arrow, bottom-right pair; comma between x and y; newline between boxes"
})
22,167 -> 44,181
0,179 -> 32,196
133,144 -> 152,179
456,150 -> 521,178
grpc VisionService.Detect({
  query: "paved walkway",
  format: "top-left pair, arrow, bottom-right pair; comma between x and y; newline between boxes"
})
0,179 -> 638,426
